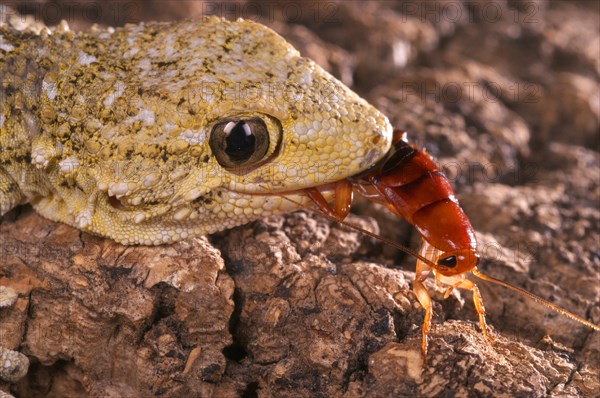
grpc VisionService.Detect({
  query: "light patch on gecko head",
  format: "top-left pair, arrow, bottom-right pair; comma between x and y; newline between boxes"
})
97,28 -> 115,41
59,156 -> 81,175
102,129 -> 118,140
124,47 -> 139,58
42,80 -> 57,100
189,37 -> 206,48
126,108 -> 156,126
300,68 -> 313,86
138,58 -> 152,71
103,81 -> 126,107
162,123 -> 177,133
137,109 -> 156,126
146,47 -> 159,59
178,129 -> 206,145
0,39 -> 14,53
126,24 -> 143,46
78,51 -> 98,65
162,34 -> 176,58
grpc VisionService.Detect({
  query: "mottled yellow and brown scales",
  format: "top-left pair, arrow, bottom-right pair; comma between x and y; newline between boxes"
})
0,15 -> 391,245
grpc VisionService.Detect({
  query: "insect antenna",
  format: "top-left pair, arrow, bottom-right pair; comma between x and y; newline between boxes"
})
268,188 -> 599,331
472,268 -> 600,331
269,190 -> 439,268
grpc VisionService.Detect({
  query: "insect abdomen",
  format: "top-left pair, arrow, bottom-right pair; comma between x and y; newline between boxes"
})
353,135 -> 475,253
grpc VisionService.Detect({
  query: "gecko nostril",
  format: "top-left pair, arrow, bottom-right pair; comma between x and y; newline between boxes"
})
107,195 -> 124,210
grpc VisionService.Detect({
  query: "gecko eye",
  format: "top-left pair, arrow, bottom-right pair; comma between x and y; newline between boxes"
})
437,256 -> 457,268
210,117 -> 270,168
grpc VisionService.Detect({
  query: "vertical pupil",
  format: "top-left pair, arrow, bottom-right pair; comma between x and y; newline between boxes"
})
225,121 -> 256,162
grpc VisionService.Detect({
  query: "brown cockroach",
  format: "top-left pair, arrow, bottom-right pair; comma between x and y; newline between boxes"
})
289,128 -> 599,365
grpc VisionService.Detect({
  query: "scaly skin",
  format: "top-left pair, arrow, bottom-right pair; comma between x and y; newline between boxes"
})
0,11 -> 392,391
0,13 -> 392,245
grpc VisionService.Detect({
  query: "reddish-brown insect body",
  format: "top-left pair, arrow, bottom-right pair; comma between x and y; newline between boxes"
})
301,128 -> 599,365
351,130 -> 479,274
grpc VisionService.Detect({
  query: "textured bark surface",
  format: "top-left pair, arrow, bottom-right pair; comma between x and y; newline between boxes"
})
1,1 -> 599,397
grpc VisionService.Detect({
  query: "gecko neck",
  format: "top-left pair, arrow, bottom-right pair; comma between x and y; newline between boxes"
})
0,24 -> 63,206
0,26 -> 55,162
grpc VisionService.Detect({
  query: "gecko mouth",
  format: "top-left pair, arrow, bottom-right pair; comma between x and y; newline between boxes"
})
106,177 -> 350,222
248,179 -> 353,220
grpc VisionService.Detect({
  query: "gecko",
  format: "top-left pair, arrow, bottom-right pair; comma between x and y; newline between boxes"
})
0,7 -> 392,392
0,12 -> 392,245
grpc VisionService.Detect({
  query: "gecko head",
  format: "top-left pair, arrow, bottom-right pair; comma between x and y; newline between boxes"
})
37,18 -> 392,245
193,19 -> 393,231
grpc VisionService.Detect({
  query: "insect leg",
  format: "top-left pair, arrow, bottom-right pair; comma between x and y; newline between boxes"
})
413,239 -> 437,365
454,278 -> 496,344
413,276 -> 433,366
303,179 -> 353,221
332,179 -> 352,220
